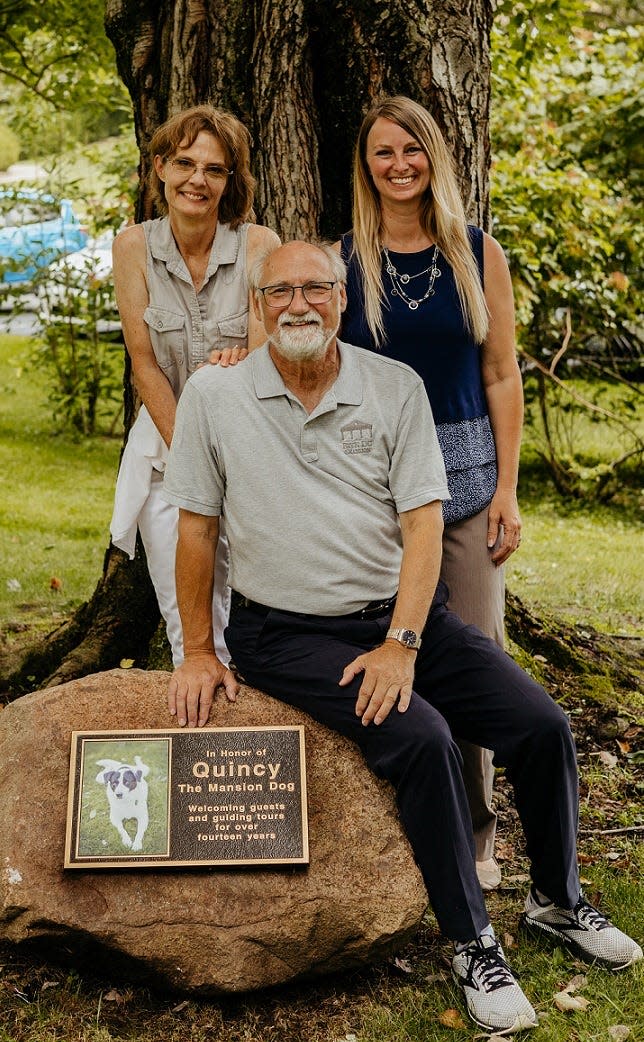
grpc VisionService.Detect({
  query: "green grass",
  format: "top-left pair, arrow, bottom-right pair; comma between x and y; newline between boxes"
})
1,849 -> 642,1040
508,477 -> 643,636
78,740 -> 169,857
0,334 -> 121,631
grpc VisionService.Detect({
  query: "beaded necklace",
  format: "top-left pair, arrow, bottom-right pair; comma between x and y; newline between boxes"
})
383,244 -> 441,311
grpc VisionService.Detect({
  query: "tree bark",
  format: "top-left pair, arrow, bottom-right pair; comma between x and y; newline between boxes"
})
4,0 -> 494,696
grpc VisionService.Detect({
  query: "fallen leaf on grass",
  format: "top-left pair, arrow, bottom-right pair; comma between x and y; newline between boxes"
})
102,989 -> 122,1002
172,1000 -> 190,1013
608,1026 -> 631,1041
616,740 -> 631,755
598,750 -> 618,769
494,840 -> 515,861
49,576 -> 62,591
554,991 -> 590,1012
562,974 -> 587,993
438,1008 -> 467,1028
577,853 -> 597,865
40,981 -> 59,991
424,972 -> 445,984
623,725 -> 641,740
392,956 -> 413,974
119,658 -> 135,669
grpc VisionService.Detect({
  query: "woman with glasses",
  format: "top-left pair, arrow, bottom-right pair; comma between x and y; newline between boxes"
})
110,105 -> 279,667
336,96 -> 523,891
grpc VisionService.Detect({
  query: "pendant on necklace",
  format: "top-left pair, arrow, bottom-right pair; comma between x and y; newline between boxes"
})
400,273 -> 410,284
408,300 -> 419,310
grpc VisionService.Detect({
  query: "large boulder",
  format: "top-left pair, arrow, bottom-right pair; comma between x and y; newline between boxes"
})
0,670 -> 426,995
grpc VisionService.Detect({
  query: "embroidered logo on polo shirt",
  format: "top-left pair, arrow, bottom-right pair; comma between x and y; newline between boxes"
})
341,420 -> 373,454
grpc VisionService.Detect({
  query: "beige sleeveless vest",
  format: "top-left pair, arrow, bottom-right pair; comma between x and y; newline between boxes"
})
142,217 -> 250,400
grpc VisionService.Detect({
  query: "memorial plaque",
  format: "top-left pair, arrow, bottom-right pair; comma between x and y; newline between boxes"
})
64,727 -> 308,869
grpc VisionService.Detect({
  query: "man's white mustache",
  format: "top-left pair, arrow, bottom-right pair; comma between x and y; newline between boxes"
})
278,310 -> 323,328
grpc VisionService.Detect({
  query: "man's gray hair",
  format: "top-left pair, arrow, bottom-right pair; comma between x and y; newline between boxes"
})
249,240 -> 347,292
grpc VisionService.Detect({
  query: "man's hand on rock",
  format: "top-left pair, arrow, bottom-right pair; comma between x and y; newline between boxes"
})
168,652 -> 238,728
339,642 -> 416,726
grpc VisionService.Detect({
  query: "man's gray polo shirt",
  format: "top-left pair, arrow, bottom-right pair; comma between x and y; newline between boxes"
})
163,340 -> 450,615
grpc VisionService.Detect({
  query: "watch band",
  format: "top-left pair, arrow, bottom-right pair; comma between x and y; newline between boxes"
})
385,627 -> 422,650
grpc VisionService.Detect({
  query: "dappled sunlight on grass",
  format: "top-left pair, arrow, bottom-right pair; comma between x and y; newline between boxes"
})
508,485 -> 643,636
0,334 -> 121,627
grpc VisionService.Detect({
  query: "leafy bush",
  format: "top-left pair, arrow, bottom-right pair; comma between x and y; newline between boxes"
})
34,252 -> 123,436
491,8 -> 643,500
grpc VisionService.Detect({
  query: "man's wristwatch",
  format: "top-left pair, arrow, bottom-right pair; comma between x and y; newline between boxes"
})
385,627 -> 422,651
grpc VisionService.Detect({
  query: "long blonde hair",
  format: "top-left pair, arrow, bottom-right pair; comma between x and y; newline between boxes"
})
352,96 -> 489,346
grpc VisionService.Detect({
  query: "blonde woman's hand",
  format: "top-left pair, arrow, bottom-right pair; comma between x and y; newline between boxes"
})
487,489 -> 522,565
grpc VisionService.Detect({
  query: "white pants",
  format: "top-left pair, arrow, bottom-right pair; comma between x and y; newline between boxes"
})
137,473 -> 231,667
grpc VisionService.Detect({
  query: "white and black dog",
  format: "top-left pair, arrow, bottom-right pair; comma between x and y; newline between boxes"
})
95,755 -> 150,852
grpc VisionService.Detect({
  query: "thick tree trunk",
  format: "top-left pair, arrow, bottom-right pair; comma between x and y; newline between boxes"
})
4,0 -> 494,696
104,0 -> 493,234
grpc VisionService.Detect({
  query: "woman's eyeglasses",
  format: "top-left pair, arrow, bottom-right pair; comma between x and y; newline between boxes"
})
166,157 -> 232,182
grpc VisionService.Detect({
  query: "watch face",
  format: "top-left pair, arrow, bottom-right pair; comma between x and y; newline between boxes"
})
401,630 -> 417,647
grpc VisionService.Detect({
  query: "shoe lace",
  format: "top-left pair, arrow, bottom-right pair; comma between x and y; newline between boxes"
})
469,939 -> 516,993
574,896 -> 611,931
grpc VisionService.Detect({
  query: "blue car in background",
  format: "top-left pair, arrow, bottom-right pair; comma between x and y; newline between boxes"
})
0,188 -> 88,285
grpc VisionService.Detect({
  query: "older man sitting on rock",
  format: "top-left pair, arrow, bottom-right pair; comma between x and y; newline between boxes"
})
162,240 -> 642,1035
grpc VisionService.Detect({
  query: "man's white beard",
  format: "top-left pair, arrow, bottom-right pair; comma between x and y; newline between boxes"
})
270,310 -> 334,361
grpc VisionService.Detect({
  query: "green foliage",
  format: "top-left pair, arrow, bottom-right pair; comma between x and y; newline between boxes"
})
33,254 -> 123,436
78,132 -> 140,230
0,118 -> 17,168
491,3 -> 643,500
492,157 -> 637,352
0,0 -> 132,156
3,137 -> 137,437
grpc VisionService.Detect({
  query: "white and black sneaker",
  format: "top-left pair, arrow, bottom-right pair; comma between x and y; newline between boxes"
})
452,934 -> 538,1033
522,888 -> 643,971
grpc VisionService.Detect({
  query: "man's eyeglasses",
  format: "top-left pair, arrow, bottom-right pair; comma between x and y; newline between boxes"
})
166,157 -> 232,182
259,282 -> 337,308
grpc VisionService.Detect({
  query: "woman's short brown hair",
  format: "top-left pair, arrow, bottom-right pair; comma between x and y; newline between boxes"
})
148,105 -> 255,227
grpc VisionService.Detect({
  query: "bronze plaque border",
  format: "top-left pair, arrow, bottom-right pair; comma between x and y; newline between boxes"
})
64,727 -> 308,869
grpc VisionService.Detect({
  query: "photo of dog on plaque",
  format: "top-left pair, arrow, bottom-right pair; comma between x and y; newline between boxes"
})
74,737 -> 171,859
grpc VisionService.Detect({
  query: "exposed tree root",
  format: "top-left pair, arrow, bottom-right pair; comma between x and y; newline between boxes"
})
505,590 -> 643,701
1,548 -> 160,700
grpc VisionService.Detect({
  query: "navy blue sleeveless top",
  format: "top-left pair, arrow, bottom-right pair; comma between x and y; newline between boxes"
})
340,227 -> 497,524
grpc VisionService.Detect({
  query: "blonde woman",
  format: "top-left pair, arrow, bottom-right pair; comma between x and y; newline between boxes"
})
110,105 -> 279,667
336,96 -> 523,889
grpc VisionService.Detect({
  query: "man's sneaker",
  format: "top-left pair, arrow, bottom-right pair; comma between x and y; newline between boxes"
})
522,889 -> 643,971
452,934 -> 538,1033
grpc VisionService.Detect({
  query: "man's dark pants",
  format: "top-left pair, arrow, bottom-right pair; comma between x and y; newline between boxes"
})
225,581 -> 580,942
